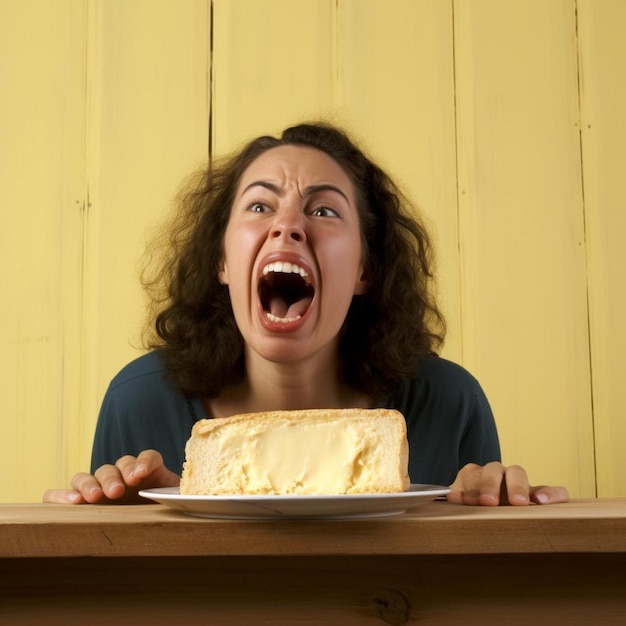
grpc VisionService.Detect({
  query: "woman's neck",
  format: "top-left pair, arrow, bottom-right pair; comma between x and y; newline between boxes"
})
206,346 -> 373,418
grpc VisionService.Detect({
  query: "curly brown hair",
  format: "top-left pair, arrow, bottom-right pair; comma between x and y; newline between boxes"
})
142,122 -> 445,399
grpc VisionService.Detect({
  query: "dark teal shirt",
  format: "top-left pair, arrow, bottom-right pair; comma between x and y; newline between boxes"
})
91,351 -> 501,486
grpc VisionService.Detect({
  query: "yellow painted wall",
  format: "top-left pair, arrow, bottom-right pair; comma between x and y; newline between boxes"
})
1,0 -> 624,502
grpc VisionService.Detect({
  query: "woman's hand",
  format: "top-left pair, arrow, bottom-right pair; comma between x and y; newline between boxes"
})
448,461 -> 569,506
42,450 -> 180,504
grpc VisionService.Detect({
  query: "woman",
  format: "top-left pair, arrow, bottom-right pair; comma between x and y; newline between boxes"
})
44,122 -> 568,506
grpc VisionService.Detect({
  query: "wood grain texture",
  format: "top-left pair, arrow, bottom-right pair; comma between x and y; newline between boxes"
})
339,0 -> 462,358
577,0 -> 626,498
82,0 -> 211,435
211,0 -> 335,153
0,1 -> 210,502
453,0 -> 594,495
0,0 -> 87,500
1,555 -> 625,625
1,500 -> 625,558
1,501 -> 626,624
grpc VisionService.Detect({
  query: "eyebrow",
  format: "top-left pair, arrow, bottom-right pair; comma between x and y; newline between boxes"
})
241,181 -> 350,203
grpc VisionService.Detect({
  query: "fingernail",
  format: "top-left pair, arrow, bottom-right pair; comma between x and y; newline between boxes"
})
482,493 -> 499,506
510,494 -> 530,505
535,493 -> 549,504
132,463 -> 147,478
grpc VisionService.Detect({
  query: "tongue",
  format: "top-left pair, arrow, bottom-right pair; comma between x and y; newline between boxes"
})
269,296 -> 313,320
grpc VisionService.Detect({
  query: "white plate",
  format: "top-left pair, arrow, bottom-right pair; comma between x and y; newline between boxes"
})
139,484 -> 450,520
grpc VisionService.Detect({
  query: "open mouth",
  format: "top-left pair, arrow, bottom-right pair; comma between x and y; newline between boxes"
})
258,261 -> 315,323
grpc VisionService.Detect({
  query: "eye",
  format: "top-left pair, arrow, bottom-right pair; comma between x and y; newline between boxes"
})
310,206 -> 340,218
247,202 -> 269,213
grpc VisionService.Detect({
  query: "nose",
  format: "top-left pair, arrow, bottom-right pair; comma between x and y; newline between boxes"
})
270,208 -> 306,243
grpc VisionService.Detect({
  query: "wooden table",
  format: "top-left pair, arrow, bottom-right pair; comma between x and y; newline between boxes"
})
1,499 -> 625,625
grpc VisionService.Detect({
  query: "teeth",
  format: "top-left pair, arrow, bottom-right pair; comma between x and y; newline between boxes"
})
265,312 -> 302,323
262,262 -> 309,281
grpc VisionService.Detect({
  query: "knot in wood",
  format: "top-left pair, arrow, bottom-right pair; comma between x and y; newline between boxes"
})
371,588 -> 411,624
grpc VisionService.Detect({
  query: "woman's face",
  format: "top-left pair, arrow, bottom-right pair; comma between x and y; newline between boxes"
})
219,145 -> 367,366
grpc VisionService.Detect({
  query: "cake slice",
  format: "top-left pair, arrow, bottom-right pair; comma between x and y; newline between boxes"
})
179,408 -> 410,495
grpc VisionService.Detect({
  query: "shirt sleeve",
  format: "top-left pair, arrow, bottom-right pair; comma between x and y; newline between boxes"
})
89,355 -> 196,474
457,377 -> 502,470
90,387 -> 124,471
384,356 -> 501,486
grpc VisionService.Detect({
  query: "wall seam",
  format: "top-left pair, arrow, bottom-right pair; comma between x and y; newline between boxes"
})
573,0 -> 598,498
450,0 -> 465,366
208,0 -> 215,160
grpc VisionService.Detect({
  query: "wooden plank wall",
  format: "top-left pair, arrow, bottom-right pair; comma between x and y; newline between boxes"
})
1,0 -> 623,502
